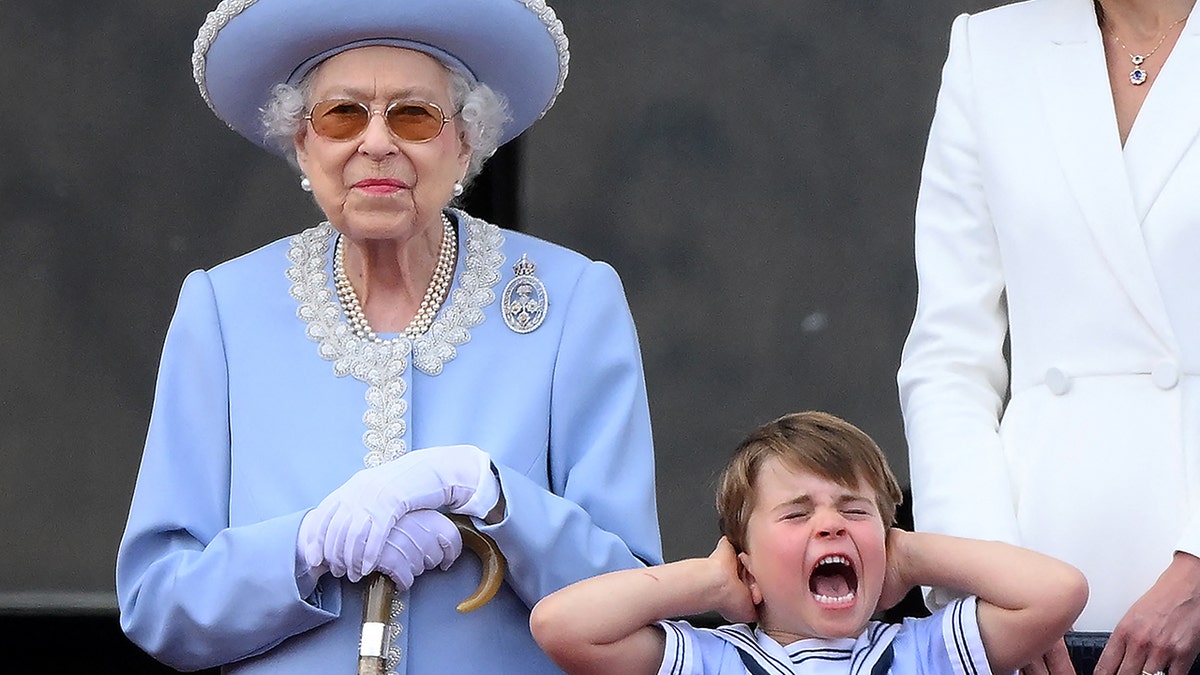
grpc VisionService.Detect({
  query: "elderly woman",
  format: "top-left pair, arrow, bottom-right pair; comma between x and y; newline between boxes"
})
115,1 -> 662,673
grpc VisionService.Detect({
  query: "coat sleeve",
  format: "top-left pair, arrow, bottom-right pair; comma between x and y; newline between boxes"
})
476,260 -> 663,607
115,270 -> 340,672
897,13 -> 1022,603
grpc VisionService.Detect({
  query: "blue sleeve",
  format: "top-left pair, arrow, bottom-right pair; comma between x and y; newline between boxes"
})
895,596 -> 993,675
115,270 -> 340,671
479,260 -> 663,605
655,621 -> 749,675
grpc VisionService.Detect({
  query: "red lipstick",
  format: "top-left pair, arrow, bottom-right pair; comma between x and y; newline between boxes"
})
353,178 -> 408,194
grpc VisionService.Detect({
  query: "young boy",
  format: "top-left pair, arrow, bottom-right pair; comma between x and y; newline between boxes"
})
531,411 -> 1088,675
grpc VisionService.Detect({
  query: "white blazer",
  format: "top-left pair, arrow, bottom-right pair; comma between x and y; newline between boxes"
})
898,0 -> 1200,630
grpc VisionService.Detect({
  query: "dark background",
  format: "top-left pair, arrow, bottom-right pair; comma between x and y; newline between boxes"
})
1,0 -> 999,669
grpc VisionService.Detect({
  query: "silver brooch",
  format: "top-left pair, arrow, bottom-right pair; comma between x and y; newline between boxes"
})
502,254 -> 548,334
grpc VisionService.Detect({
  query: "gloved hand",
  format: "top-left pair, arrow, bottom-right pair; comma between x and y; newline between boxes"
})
299,444 -> 499,579
375,509 -> 464,588
296,508 -> 465,583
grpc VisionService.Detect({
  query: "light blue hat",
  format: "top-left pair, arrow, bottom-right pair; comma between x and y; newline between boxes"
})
192,0 -> 570,152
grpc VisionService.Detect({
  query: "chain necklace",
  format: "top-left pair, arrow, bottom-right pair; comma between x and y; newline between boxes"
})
333,213 -> 457,343
1100,3 -> 1191,85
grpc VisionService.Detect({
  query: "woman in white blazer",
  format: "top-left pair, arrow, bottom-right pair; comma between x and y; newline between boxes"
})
898,0 -> 1199,673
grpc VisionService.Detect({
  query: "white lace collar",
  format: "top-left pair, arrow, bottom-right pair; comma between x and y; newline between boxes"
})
285,209 -> 505,466
286,209 -> 504,375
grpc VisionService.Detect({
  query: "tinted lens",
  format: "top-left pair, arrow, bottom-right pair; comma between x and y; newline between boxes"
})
385,101 -> 446,142
310,100 -> 369,140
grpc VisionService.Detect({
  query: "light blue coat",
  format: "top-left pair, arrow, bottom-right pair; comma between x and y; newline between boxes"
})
116,211 -> 662,673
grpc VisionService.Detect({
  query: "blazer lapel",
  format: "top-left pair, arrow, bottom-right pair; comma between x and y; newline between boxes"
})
1123,2 -> 1200,222
1036,0 -> 1173,340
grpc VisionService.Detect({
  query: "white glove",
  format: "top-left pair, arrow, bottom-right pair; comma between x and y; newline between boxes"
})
375,509 -> 464,588
300,444 -> 499,579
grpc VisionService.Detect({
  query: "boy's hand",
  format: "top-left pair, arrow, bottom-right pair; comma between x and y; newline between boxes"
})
1020,637 -> 1076,675
878,528 -> 913,610
709,537 -> 757,624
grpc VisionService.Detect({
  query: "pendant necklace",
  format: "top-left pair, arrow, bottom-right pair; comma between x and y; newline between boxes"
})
1102,7 -> 1190,85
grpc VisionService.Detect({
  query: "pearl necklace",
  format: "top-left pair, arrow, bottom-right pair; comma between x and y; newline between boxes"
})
333,213 -> 457,343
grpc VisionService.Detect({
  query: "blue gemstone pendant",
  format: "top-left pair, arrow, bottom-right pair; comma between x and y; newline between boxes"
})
1128,54 -> 1147,85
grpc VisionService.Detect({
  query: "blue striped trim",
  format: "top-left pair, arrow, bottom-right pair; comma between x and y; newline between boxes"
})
738,648 -> 775,675
662,621 -> 687,674
950,599 -> 980,675
714,626 -> 794,674
792,648 -> 853,664
849,623 -> 900,675
869,643 -> 895,675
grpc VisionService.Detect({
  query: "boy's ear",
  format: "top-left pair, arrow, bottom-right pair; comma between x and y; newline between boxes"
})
737,551 -> 764,606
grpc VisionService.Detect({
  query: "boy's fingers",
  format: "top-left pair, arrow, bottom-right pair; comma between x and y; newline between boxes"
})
1042,638 -> 1076,675
1021,661 -> 1048,675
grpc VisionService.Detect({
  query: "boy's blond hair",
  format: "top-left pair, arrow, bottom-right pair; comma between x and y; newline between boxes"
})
716,411 -> 904,552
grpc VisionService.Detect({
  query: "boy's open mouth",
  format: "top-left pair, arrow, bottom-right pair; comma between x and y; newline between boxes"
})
808,554 -> 858,605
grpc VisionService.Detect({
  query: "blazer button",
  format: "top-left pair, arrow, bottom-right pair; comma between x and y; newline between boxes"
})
1045,367 -> 1070,395
1152,361 -> 1180,390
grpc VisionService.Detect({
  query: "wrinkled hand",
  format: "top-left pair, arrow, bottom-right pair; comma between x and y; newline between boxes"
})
1094,552 -> 1200,675
375,510 -> 463,588
712,537 -> 757,624
300,445 -> 498,579
1019,637 -> 1076,675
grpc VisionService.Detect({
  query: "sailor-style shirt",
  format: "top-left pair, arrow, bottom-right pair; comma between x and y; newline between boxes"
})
657,597 -> 989,675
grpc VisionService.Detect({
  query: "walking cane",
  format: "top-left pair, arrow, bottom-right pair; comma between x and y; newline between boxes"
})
357,515 -> 507,674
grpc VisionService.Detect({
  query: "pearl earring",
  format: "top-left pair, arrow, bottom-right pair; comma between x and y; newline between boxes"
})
300,176 -> 312,192
453,182 -> 464,197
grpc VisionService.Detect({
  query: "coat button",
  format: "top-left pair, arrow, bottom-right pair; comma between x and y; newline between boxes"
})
1045,367 -> 1070,395
1152,361 -> 1180,390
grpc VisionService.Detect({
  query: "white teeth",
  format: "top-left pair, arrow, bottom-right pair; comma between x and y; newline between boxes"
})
813,591 -> 856,604
817,555 -> 849,567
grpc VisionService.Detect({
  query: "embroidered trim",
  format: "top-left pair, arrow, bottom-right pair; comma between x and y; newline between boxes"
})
386,598 -> 404,675
192,0 -> 260,109
192,0 -> 569,118
412,211 -> 505,375
520,0 -> 571,111
286,210 -> 504,466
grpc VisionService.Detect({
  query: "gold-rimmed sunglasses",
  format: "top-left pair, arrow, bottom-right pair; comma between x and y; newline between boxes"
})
305,99 -> 456,143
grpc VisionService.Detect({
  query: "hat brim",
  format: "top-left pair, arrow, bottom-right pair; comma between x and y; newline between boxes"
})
195,0 -> 568,152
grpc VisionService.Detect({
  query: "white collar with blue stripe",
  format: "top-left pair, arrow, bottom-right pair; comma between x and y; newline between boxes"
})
713,622 -> 900,675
